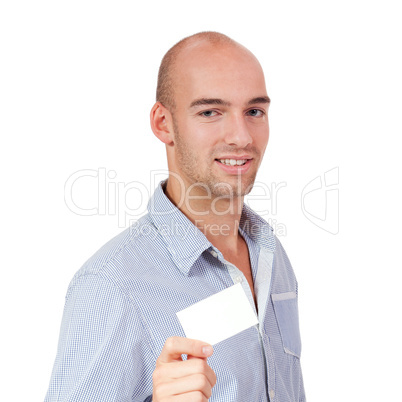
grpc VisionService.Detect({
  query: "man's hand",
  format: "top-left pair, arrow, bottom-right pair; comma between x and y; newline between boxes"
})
152,336 -> 217,401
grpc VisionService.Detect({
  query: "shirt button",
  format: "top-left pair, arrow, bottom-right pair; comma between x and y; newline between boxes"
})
210,250 -> 218,258
235,276 -> 243,283
269,389 -> 275,399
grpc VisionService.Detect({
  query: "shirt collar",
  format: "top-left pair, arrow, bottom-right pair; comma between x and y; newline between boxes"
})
148,181 -> 212,275
148,181 -> 275,275
239,203 -> 276,252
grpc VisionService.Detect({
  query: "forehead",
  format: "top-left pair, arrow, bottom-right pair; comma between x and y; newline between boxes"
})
173,42 -> 267,106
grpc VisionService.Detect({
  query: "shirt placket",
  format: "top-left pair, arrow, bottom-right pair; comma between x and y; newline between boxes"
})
210,247 -> 272,401
254,248 -> 277,401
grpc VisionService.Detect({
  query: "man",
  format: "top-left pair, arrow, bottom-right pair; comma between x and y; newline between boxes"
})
45,32 -> 305,401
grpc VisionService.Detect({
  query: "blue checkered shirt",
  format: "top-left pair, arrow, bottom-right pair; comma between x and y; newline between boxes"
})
45,181 -> 305,401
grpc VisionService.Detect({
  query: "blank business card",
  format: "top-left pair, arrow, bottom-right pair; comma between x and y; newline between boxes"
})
176,283 -> 258,345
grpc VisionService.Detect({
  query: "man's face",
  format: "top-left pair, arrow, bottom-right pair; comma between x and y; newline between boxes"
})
168,42 -> 270,198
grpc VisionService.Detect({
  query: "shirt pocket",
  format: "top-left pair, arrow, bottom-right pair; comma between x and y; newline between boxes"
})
271,291 -> 302,358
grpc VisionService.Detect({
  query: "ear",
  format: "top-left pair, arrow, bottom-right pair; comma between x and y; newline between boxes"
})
150,102 -> 174,145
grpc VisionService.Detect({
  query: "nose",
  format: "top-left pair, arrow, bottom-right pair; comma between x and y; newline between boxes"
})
224,113 -> 253,148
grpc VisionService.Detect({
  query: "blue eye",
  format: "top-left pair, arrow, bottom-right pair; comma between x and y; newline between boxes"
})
247,109 -> 264,117
200,110 -> 217,117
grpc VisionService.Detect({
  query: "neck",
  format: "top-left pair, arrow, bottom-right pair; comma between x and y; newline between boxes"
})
164,176 -> 244,253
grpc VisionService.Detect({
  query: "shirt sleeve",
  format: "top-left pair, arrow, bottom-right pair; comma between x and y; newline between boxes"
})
44,274 -> 155,402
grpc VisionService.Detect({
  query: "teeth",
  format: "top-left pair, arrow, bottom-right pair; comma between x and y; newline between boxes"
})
219,159 -> 247,166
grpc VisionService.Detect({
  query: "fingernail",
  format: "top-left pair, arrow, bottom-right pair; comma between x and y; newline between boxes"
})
202,345 -> 213,356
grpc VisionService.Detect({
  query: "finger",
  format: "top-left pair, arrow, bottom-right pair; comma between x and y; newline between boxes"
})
158,336 -> 213,363
155,373 -> 214,400
182,358 -> 217,388
154,358 -> 217,388
164,391 -> 208,402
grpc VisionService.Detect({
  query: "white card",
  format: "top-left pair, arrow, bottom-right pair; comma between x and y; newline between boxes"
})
176,283 -> 258,345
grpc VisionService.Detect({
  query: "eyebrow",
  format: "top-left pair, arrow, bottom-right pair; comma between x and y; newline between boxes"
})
190,98 -> 231,108
189,96 -> 271,109
247,96 -> 271,105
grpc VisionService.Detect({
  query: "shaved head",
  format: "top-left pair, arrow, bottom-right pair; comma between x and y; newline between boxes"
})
150,31 -> 270,200
156,32 -> 242,111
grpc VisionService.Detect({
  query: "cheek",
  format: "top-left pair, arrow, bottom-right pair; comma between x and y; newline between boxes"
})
183,121 -> 221,148
254,126 -> 270,150
263,131 -> 270,149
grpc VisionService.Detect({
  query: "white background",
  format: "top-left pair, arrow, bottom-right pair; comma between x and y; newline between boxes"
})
1,1 -> 401,400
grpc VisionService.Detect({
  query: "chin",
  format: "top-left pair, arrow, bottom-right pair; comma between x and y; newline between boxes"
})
211,177 -> 256,198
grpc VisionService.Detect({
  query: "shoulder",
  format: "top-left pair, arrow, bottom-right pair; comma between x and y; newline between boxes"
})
67,213 -> 165,295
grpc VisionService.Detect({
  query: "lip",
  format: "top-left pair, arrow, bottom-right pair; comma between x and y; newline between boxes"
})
216,155 -> 252,160
214,158 -> 253,174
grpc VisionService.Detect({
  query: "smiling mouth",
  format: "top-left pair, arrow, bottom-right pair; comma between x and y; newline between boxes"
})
217,158 -> 248,166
